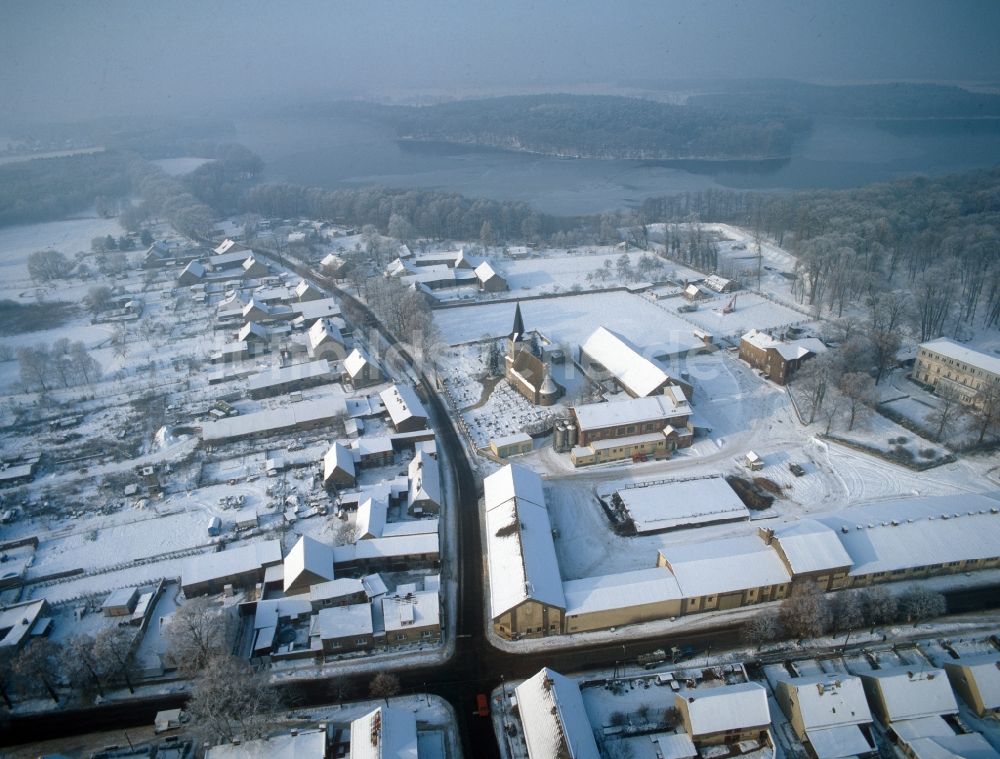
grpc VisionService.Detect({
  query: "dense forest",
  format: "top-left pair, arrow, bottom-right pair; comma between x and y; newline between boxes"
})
683,80 -> 1000,119
641,167 -> 1000,332
337,94 -> 807,160
0,151 -> 130,226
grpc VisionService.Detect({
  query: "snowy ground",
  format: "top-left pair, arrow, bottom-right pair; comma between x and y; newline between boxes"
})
434,290 -> 706,353
658,290 -> 815,343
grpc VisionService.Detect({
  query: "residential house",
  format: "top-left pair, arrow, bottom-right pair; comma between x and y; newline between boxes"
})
380,384 -> 428,432
943,655 -> 1000,716
675,681 -> 771,747
775,675 -> 876,759
381,590 -> 440,646
307,318 -> 346,361
294,279 -> 324,302
474,260 -> 508,292
322,442 -> 356,488
354,436 -> 395,468
308,578 -> 367,610
739,329 -> 827,385
177,260 -> 206,286
343,347 -> 383,389
181,540 -> 283,596
241,256 -> 269,279
311,603 -> 374,653
205,728 -> 328,759
406,449 -> 441,515
283,535 -> 335,595
348,707 -> 418,759
515,668 -> 600,759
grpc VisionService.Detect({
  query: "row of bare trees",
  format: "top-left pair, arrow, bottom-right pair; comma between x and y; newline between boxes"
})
742,583 -> 946,647
17,339 -> 102,392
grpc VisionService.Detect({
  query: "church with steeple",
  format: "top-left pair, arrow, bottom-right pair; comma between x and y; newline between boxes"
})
504,303 -> 563,406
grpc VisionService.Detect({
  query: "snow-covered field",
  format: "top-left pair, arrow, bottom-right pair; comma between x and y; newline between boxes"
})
434,290 -> 706,352
663,291 -> 814,341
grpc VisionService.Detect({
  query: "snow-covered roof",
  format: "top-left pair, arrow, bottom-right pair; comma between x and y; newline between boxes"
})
0,599 -> 47,649
770,520 -> 855,575
283,535 -> 335,593
484,465 -> 565,616
332,533 -> 439,564
309,577 -> 364,603
253,597 -> 311,631
474,260 -> 502,283
742,329 -> 826,360
322,442 -> 355,482
573,392 -> 690,432
181,540 -> 282,591
946,655 -> 1000,712
363,573 -> 389,598
563,568 -> 681,617
247,359 -> 332,393
905,733 -> 1000,759
679,681 -> 770,737
492,431 -> 532,447
919,338 -> 1000,376
779,675 -> 872,730
354,436 -> 394,457
357,497 -> 388,539
293,297 -> 342,321
515,668 -> 600,759
652,733 -> 697,759
379,384 -> 428,429
204,728 -> 327,759
483,461 -> 546,511
614,477 -> 749,533
661,535 -> 791,598
348,707 -> 418,759
343,347 -> 379,380
861,667 -> 958,721
307,318 -> 343,350
213,238 -> 248,256
238,321 -> 269,342
581,326 -> 672,397
294,279 -> 320,297
201,396 -> 348,442
180,260 -> 206,280
381,590 -> 439,632
816,494 -> 1000,577
703,274 -> 732,291
806,725 -> 876,759
315,603 -> 373,640
381,519 -> 439,538
407,450 -> 441,509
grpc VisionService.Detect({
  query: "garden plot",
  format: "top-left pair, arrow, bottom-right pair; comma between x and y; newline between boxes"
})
434,290 -> 704,353
460,379 -> 560,449
664,291 -> 813,341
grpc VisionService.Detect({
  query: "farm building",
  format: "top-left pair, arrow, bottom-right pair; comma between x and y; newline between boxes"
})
200,396 -> 348,443
484,464 -> 564,639
579,326 -> 693,398
572,388 -> 692,447
562,568 -> 682,634
0,599 -> 50,651
474,260 -> 508,292
246,359 -> 334,399
610,477 -> 749,534
490,431 -> 533,459
739,329 -> 827,385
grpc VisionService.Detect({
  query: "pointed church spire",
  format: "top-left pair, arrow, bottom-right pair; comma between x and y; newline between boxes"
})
510,302 -> 525,340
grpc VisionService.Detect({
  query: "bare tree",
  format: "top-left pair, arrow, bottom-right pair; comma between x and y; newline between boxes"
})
829,590 -> 865,632
926,385 -> 964,442
369,672 -> 401,705
16,345 -> 50,391
12,638 -> 62,703
870,330 -> 902,385
968,382 -> 1000,444
61,635 -> 106,699
83,285 -> 113,316
27,250 -> 70,282
859,586 -> 897,627
839,372 -> 877,431
93,626 -> 138,694
779,583 -> 832,639
186,655 -> 281,743
166,598 -> 235,676
741,611 -> 783,648
794,352 -> 842,424
897,587 -> 946,625
71,342 -> 101,385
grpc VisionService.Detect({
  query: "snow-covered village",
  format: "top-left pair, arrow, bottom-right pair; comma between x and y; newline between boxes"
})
4,3 -> 1000,758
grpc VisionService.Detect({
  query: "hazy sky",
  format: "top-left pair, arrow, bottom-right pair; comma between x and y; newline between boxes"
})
4,0 -> 1000,122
